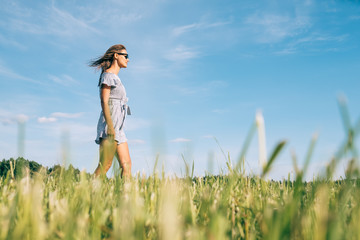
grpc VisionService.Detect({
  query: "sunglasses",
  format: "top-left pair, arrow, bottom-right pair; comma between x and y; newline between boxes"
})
117,53 -> 129,59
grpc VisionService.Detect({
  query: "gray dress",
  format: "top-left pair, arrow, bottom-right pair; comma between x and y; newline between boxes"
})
95,72 -> 131,145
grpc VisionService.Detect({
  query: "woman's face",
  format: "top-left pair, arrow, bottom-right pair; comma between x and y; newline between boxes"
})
115,49 -> 129,68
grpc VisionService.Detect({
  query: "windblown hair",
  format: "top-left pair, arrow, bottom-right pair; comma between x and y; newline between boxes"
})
89,44 -> 126,86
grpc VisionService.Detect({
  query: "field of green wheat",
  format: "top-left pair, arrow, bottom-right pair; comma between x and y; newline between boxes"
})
1,101 -> 360,239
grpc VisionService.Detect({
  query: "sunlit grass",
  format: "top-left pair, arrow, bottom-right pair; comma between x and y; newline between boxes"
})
0,98 -> 359,239
1,163 -> 360,239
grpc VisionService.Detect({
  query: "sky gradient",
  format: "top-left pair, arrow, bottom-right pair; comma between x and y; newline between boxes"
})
0,0 -> 360,180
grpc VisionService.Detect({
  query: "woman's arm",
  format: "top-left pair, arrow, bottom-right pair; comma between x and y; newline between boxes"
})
100,85 -> 115,138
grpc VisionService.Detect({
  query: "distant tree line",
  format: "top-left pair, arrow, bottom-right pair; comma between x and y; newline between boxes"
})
0,157 -> 83,179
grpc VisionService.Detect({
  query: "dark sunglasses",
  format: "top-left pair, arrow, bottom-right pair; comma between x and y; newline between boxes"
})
117,53 -> 129,59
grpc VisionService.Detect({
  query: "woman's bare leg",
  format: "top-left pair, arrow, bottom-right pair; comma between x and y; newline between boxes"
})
115,142 -> 132,178
94,138 -> 117,177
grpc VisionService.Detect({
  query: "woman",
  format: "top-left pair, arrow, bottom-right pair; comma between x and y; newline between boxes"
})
89,44 -> 131,178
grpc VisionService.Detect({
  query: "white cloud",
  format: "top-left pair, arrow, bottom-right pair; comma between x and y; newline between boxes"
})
3,4 -> 99,38
49,74 -> 79,86
0,62 -> 44,85
1,1 -> 34,19
0,33 -> 26,50
36,112 -> 84,124
38,117 -> 57,123
0,110 -> 29,125
6,19 -> 44,35
48,6 -> 100,37
118,13 -> 143,23
170,138 -> 192,143
36,112 -> 83,124
275,34 -> 348,55
51,112 -> 84,119
245,13 -> 311,43
172,23 -> 198,36
16,114 -> 29,123
172,20 -> 232,36
293,34 -> 347,45
165,45 -> 200,61
273,48 -> 297,55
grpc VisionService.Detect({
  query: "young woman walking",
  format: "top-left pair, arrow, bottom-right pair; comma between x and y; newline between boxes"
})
89,44 -> 131,178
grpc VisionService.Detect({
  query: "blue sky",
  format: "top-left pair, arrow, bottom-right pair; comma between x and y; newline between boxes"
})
0,0 -> 359,180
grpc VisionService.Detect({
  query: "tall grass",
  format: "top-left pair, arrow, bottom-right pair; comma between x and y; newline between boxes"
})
1,163 -> 360,239
0,99 -> 360,239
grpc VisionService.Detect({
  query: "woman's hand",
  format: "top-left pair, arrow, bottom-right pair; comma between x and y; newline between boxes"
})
107,126 -> 115,139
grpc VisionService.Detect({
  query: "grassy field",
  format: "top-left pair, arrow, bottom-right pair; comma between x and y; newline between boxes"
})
1,102 -> 359,239
1,159 -> 360,240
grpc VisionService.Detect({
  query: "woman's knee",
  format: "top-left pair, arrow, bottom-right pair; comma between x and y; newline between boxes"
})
120,159 -> 131,169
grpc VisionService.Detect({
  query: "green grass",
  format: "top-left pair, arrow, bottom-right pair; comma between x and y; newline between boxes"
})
0,157 -> 360,239
1,98 -> 360,239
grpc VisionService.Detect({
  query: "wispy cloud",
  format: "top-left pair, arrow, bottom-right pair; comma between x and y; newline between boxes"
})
37,111 -> 84,124
1,1 -> 33,18
170,138 -> 192,143
0,112 -> 29,125
245,13 -> 311,43
16,114 -> 29,123
273,48 -> 297,55
51,112 -> 84,118
0,62 -> 44,85
117,13 -> 143,24
165,45 -> 200,61
293,34 -> 347,45
2,4 -> 99,38
38,117 -> 57,123
6,19 -> 44,35
48,6 -> 100,37
172,20 -> 232,36
274,34 -> 348,55
0,33 -> 26,50
49,74 -> 79,86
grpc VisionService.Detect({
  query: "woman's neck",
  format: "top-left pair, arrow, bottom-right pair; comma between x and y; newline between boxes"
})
105,65 -> 120,75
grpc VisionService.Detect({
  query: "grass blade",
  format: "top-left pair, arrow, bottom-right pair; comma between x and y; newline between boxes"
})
337,95 -> 352,133
261,140 -> 287,178
302,133 -> 318,178
235,122 -> 257,171
153,154 -> 159,176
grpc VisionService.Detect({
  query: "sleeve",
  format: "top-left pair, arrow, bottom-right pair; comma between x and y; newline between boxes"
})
99,74 -> 116,88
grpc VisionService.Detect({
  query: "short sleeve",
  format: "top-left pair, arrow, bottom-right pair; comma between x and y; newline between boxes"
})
99,73 -> 116,88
